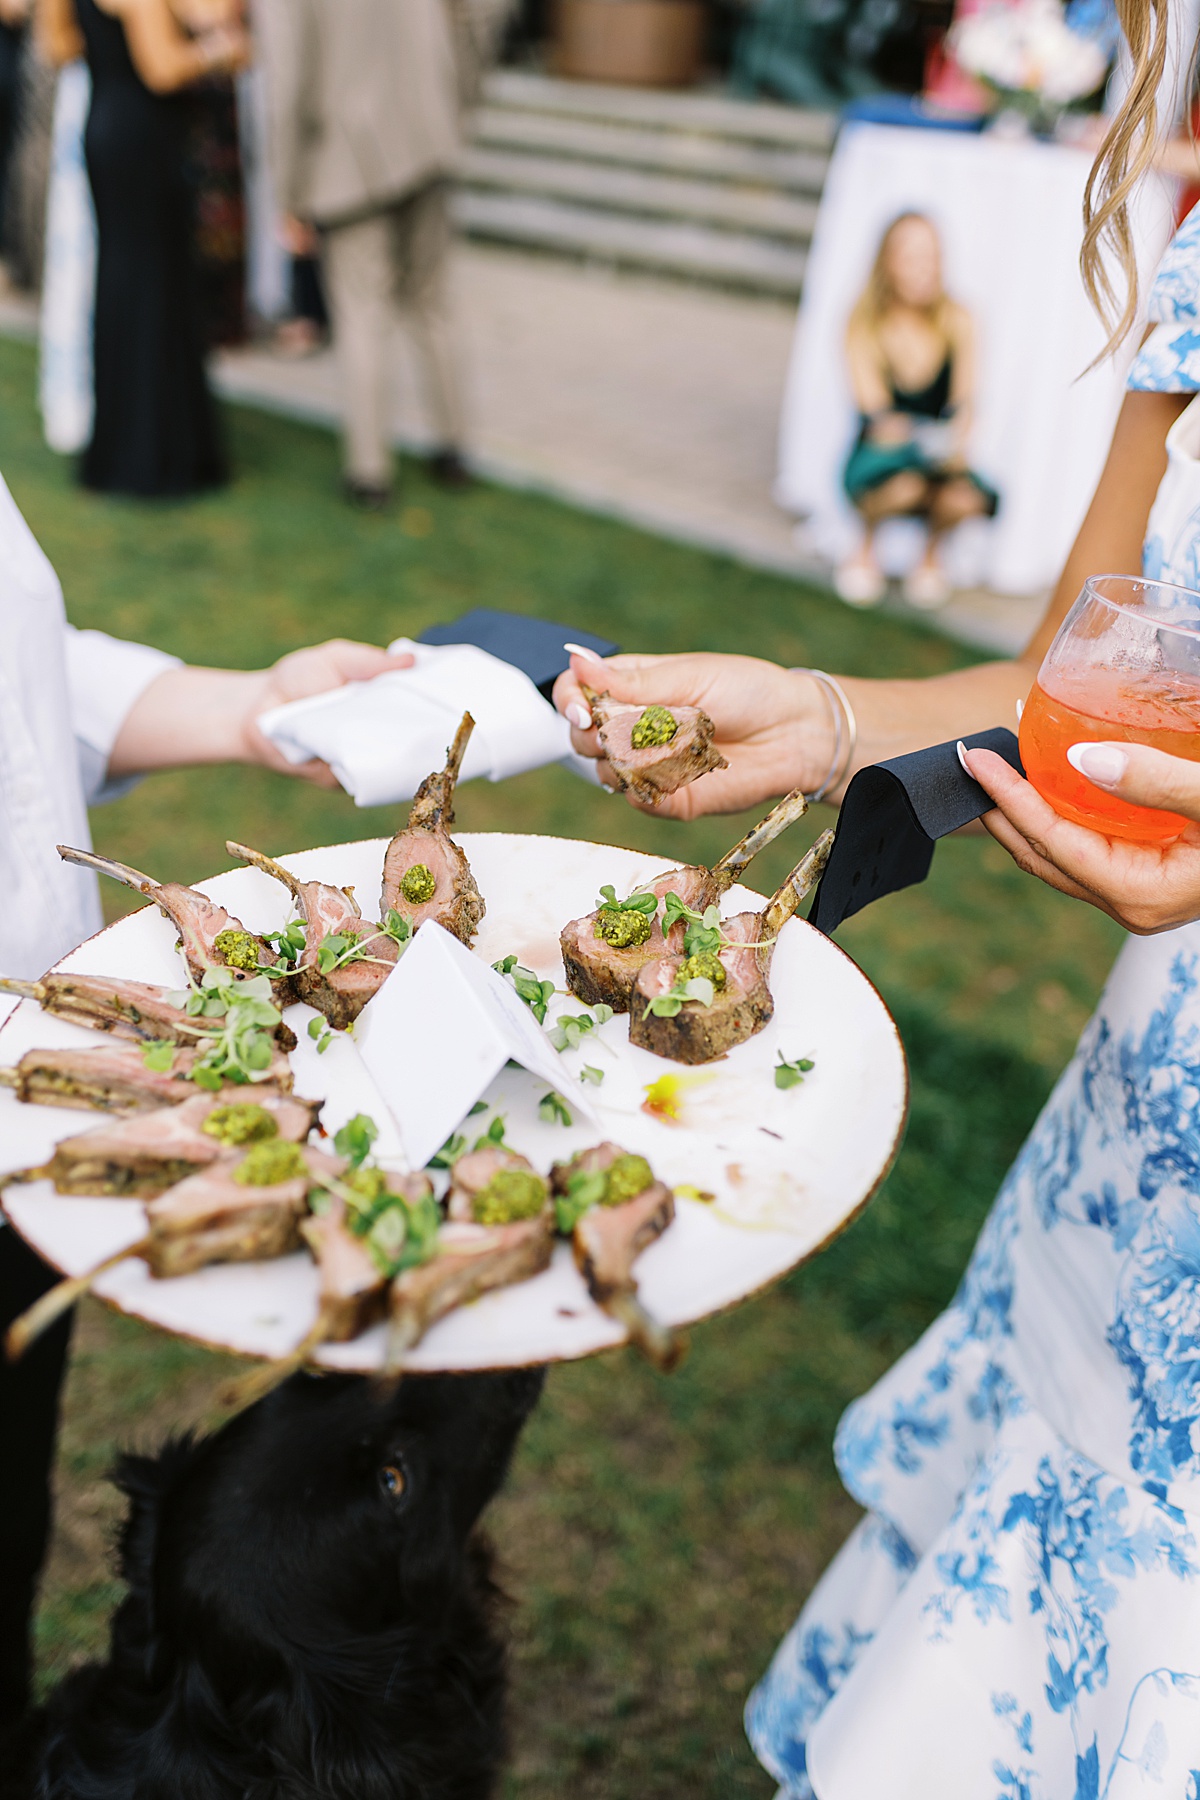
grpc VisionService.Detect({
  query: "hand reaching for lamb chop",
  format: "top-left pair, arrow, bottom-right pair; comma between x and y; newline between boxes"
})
554,650 -> 843,819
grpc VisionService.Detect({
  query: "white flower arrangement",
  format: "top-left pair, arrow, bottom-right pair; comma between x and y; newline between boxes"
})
951,0 -> 1109,107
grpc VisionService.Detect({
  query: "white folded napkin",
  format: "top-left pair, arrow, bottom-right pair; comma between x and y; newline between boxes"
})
255,638 -> 578,807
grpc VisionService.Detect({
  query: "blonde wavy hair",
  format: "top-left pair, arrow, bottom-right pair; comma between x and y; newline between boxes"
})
1081,0 -> 1173,354
848,211 -> 953,343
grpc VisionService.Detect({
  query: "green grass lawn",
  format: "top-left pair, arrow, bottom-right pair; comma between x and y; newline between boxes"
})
0,334 -> 1125,1797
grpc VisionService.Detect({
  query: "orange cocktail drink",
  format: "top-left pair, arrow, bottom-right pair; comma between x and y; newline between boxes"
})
1020,575 -> 1200,845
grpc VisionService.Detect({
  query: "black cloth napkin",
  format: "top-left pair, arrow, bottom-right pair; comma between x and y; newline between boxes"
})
808,727 -> 1024,934
418,609 -> 618,702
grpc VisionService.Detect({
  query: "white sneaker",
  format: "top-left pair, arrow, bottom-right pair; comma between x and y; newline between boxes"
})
834,558 -> 886,607
903,563 -> 952,610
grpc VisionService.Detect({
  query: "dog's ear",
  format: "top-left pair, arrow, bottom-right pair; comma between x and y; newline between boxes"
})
112,1437 -> 199,1617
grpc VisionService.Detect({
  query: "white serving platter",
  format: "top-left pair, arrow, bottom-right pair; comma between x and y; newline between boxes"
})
0,833 -> 908,1371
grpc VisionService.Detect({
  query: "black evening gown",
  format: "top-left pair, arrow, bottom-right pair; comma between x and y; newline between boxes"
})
76,0 -> 225,496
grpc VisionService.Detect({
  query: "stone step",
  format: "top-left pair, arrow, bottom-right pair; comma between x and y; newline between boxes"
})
472,103 -> 830,192
481,68 -> 837,151
462,145 -> 819,240
451,188 -> 808,294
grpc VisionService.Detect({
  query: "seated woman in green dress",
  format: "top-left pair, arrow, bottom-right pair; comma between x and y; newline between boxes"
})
837,211 -> 999,612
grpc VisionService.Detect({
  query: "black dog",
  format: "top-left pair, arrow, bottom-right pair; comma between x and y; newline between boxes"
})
22,1366 -> 543,1800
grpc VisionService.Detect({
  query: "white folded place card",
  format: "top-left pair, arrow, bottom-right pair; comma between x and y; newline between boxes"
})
352,922 -> 599,1171
254,640 -> 573,807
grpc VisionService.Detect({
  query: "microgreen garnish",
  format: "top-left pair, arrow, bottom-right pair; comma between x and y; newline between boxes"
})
426,1110 -> 507,1170
662,895 -> 725,959
538,1091 -> 572,1127
161,968 -> 283,1090
775,1054 -> 815,1090
334,1113 -> 379,1168
261,921 -> 307,969
307,1016 -> 333,1055
380,909 -> 413,947
597,884 -> 658,918
554,1168 -> 608,1234
580,1064 -> 604,1086
493,955 -> 556,1025
427,1131 -> 466,1170
315,932 -> 375,975
643,975 -> 716,1020
139,1039 -> 175,1073
549,1004 -> 613,1052
320,1164 -> 442,1277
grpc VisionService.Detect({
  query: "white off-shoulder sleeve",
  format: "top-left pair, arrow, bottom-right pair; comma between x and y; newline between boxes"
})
62,625 -> 181,804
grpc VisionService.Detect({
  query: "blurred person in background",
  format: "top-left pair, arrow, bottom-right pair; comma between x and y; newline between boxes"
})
177,0 -> 248,349
0,0 -> 29,282
274,206 -> 328,358
257,0 -> 473,509
0,463 -> 413,1772
836,211 -> 998,612
38,0 -> 249,496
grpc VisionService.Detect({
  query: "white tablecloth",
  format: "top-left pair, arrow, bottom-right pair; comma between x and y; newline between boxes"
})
777,123 -> 1177,596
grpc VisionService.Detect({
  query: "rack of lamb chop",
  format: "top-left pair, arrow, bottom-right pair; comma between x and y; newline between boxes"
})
630,831 -> 834,1064
385,1145 -> 554,1367
0,1037 -> 293,1115
560,786 -> 810,1013
7,1093 -> 320,1198
581,686 -> 728,805
224,1167 -> 440,1404
225,842 -> 400,1029
550,1143 -> 679,1368
379,711 -> 486,945
5,1139 -> 343,1360
56,846 -> 292,989
0,969 -> 297,1051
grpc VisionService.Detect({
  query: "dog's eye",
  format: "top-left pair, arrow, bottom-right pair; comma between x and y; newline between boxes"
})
380,1463 -> 407,1499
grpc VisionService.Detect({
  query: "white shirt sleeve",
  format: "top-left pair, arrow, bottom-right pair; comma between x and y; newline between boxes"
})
63,625 -> 182,805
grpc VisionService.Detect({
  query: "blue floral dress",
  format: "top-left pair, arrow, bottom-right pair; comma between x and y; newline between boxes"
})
746,206 -> 1200,1800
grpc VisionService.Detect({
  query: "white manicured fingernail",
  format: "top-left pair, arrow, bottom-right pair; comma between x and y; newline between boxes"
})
1066,742 -> 1127,786
566,703 -> 592,729
564,642 -> 604,664
1015,698 -> 1024,723
956,740 -> 971,774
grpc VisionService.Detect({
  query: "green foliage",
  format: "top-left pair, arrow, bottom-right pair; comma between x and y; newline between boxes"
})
774,1054 -> 815,1091
333,1113 -> 378,1168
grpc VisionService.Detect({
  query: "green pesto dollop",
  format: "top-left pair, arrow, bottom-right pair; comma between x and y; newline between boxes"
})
201,1103 -> 279,1147
213,928 -> 262,973
399,864 -> 436,905
603,1153 -> 654,1207
345,1165 -> 389,1203
594,908 -> 652,950
630,705 -> 678,750
473,1168 -> 547,1226
678,951 -> 726,991
233,1140 -> 307,1187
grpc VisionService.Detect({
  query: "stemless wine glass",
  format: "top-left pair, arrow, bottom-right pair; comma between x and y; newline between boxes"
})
1019,574 -> 1200,845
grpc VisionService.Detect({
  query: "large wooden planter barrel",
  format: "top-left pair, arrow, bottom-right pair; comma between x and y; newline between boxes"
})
552,0 -> 707,87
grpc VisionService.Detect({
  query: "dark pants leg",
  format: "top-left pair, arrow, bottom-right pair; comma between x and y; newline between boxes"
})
0,1229 -> 72,1730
